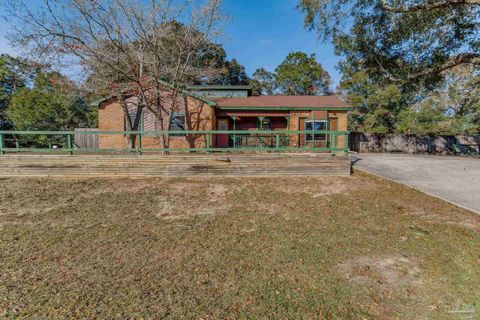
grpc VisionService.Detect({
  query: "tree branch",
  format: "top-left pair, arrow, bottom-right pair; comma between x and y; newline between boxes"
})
389,53 -> 480,82
381,0 -> 480,13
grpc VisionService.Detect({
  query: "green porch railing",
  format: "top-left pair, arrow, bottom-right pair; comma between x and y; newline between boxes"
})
0,132 -> 4,155
0,130 -> 350,156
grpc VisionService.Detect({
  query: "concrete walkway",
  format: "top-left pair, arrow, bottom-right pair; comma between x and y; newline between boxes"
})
352,154 -> 480,214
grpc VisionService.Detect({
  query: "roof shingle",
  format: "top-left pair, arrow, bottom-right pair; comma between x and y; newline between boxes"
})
212,95 -> 351,109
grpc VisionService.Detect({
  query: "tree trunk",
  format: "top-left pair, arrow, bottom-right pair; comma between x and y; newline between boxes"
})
118,94 -> 143,151
162,113 -> 175,155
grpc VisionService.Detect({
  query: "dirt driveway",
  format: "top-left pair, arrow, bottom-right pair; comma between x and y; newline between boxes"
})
352,153 -> 480,214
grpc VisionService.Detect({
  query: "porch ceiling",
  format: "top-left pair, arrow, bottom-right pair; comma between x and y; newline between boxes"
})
216,110 -> 290,117
212,95 -> 353,110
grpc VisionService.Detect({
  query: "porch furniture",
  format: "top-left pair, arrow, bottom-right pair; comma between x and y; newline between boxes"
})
230,133 -> 288,148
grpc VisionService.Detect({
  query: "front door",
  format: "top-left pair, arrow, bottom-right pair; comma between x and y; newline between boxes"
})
216,119 -> 229,147
329,117 -> 338,147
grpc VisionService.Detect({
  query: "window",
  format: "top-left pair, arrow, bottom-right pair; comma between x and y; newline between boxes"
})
257,117 -> 272,130
170,113 -> 186,135
305,120 -> 327,141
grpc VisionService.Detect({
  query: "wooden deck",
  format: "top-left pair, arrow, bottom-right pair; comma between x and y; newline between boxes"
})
0,154 -> 352,177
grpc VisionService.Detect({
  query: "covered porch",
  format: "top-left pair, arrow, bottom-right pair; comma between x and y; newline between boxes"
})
215,110 -> 290,148
213,110 -> 341,151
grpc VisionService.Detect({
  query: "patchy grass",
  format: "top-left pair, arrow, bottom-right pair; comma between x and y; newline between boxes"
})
0,172 -> 479,319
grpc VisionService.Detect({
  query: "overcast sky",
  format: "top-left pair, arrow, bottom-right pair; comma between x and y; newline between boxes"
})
0,0 -> 342,86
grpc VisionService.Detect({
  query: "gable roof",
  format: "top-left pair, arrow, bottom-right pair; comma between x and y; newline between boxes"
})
212,95 -> 352,110
187,85 -> 253,91
90,81 -> 352,111
90,80 -> 217,108
159,80 -> 217,106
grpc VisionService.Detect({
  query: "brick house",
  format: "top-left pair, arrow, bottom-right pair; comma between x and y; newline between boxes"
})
94,84 -> 352,151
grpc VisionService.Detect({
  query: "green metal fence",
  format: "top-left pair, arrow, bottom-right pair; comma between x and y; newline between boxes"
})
0,130 -> 350,156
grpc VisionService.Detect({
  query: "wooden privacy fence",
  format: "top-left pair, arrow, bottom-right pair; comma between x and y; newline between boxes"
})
349,133 -> 480,155
74,128 -> 99,149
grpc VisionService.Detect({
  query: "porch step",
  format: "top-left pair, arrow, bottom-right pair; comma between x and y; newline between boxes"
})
0,154 -> 351,177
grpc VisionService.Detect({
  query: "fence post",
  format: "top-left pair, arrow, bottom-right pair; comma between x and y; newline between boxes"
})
232,116 -> 237,149
206,133 -> 211,154
330,132 -> 336,156
67,134 -> 73,155
275,133 -> 280,153
137,132 -> 142,155
344,133 -> 349,156
0,133 -> 4,155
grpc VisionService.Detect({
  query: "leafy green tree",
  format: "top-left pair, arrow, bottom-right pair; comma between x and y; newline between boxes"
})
275,52 -> 331,95
299,0 -> 480,134
215,58 -> 250,85
251,68 -> 276,96
396,100 -> 448,135
340,63 -> 480,134
443,65 -> 480,134
395,65 -> 480,135
298,0 -> 480,85
0,54 -> 38,129
337,62 -> 407,133
188,41 -> 250,86
6,72 -> 94,131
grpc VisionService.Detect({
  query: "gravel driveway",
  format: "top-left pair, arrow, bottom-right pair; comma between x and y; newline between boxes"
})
352,153 -> 480,214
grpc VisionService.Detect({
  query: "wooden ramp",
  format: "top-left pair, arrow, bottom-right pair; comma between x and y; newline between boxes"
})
0,154 -> 351,178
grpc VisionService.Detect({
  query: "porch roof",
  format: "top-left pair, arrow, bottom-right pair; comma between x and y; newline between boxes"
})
216,110 -> 290,117
212,95 -> 353,111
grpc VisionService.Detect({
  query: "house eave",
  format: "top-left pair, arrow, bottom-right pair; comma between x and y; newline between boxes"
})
187,85 -> 253,91
215,106 -> 354,111
90,96 -> 115,108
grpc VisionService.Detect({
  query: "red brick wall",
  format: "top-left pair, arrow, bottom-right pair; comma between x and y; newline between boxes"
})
98,96 -> 349,151
328,110 -> 348,148
141,97 -> 214,150
287,110 -> 347,148
98,94 -> 214,150
98,101 -> 127,149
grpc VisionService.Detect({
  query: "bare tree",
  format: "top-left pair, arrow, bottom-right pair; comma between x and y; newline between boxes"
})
5,0 -> 224,148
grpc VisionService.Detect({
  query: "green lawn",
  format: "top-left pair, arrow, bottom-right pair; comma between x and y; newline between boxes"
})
0,172 -> 479,319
